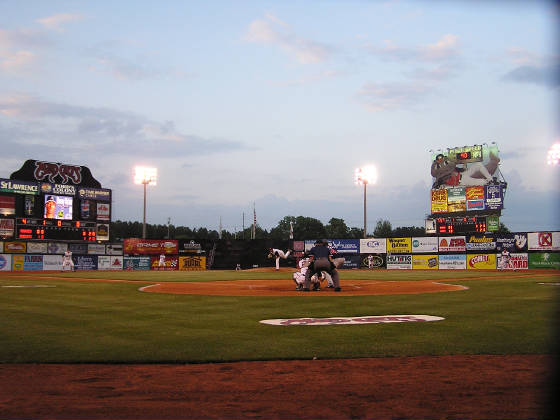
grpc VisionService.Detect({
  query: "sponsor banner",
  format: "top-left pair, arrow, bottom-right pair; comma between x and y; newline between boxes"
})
430,189 -> 448,213
97,223 -> 110,241
150,256 -> 178,270
181,240 -> 202,253
260,315 -> 445,326
467,253 -> 496,270
361,254 -> 386,269
497,253 -> 528,270
77,187 -> 111,201
105,243 -> 123,255
0,241 -> 2,252
412,237 -> 438,253
4,241 -> 26,253
26,242 -> 48,254
179,256 -> 207,271
486,216 -> 500,232
360,238 -> 387,254
40,182 -> 76,196
69,243 -> 88,254
528,253 -> 560,270
0,178 -> 39,195
485,184 -> 503,210
124,239 -> 178,255
43,255 -> 63,270
528,232 -> 560,251
87,244 -> 106,255
0,254 -> 12,271
386,238 -> 412,253
339,255 -> 361,269
495,234 -> 528,252
387,254 -> 412,270
327,239 -> 360,254
293,241 -> 305,252
23,255 -> 43,271
0,218 -> 15,238
98,256 -> 124,270
412,254 -> 438,270
12,255 -> 24,271
124,257 -> 151,271
74,255 -> 98,270
447,186 -> 466,213
0,196 -> 16,215
465,234 -> 496,251
438,254 -> 466,270
96,202 -> 110,221
47,242 -> 67,254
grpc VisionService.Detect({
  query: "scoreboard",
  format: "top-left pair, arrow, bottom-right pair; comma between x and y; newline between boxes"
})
16,218 -> 97,241
435,216 -> 487,234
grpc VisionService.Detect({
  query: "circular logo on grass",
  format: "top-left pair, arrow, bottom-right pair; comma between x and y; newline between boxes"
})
260,314 -> 444,326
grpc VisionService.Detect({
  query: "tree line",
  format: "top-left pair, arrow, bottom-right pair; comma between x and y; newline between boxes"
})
109,216 -> 427,242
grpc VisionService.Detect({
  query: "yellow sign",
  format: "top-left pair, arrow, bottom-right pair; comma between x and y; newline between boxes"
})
12,255 -> 24,271
387,237 -> 412,253
430,189 -> 448,213
179,256 -> 206,271
467,254 -> 496,270
412,255 -> 438,270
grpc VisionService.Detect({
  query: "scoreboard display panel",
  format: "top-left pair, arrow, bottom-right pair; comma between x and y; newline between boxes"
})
436,216 -> 487,234
16,218 -> 97,241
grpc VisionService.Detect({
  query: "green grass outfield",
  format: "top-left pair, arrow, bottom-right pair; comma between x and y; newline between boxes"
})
0,269 -> 558,363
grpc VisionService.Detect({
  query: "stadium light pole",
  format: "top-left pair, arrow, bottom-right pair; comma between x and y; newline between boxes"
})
134,167 -> 157,239
354,165 -> 378,238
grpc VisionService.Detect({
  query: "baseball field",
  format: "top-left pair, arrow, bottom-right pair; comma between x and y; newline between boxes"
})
0,268 -> 558,419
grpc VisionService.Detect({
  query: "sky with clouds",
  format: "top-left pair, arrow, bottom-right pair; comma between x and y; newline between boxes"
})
1,0 -> 558,234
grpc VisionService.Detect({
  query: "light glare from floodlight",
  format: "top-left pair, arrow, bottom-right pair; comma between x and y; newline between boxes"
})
354,165 -> 378,185
134,166 -> 157,185
547,143 -> 560,166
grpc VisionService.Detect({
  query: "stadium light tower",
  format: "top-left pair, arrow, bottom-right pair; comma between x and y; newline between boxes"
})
134,166 -> 157,239
354,165 -> 378,238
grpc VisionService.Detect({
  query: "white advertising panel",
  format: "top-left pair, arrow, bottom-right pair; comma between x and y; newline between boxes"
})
42,255 -> 63,270
88,244 -> 106,255
26,242 -> 48,254
106,243 -> 123,255
497,253 -> 528,270
0,254 -> 11,271
98,255 -> 124,270
438,236 -> 466,252
527,232 -> 560,251
438,254 -> 466,270
47,242 -> 68,254
386,254 -> 412,270
411,237 -> 438,253
360,238 -> 387,254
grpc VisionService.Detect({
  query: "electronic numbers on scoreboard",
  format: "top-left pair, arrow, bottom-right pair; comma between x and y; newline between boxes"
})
16,218 -> 97,241
435,216 -> 487,234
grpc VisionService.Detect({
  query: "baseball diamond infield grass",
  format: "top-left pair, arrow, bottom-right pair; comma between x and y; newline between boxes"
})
0,269 -> 558,363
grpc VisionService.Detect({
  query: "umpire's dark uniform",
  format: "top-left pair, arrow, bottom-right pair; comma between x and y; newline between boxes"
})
303,241 -> 341,291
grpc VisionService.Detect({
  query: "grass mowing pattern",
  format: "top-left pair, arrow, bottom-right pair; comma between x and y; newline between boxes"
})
0,270 -> 558,363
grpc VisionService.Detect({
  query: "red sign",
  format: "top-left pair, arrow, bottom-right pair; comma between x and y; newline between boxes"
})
123,238 -> 178,255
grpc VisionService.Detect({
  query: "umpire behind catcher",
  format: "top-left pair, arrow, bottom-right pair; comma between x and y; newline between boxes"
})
302,239 -> 341,292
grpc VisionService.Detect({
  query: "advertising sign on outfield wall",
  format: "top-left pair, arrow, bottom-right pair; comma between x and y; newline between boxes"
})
106,243 -> 123,255
43,255 -> 62,270
179,256 -> 207,271
438,254 -> 466,269
3,241 -> 26,253
467,254 -> 496,270
438,236 -> 466,253
360,238 -> 386,254
529,253 -> 560,269
412,237 -> 438,253
497,253 -> 528,270
0,254 -> 11,271
360,254 -> 386,269
69,243 -> 88,254
386,238 -> 412,253
12,255 -> 24,271
74,255 -> 98,270
527,232 -> 560,251
150,256 -> 178,270
495,234 -> 528,252
23,255 -> 43,271
98,256 -> 124,270
387,254 -> 412,270
48,242 -> 67,254
87,244 -> 106,255
26,242 -> 48,254
124,239 -> 179,255
412,254 -> 438,269
124,257 -> 151,271
327,239 -> 360,254
465,235 -> 496,251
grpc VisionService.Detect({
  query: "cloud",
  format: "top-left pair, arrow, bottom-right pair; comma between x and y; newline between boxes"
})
36,13 -> 85,32
356,81 -> 434,112
0,50 -> 35,73
0,94 -> 250,158
502,64 -> 559,88
367,34 -> 461,63
244,14 -> 333,64
0,28 -> 50,74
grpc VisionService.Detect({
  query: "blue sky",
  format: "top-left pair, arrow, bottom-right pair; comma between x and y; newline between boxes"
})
1,0 -> 558,233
